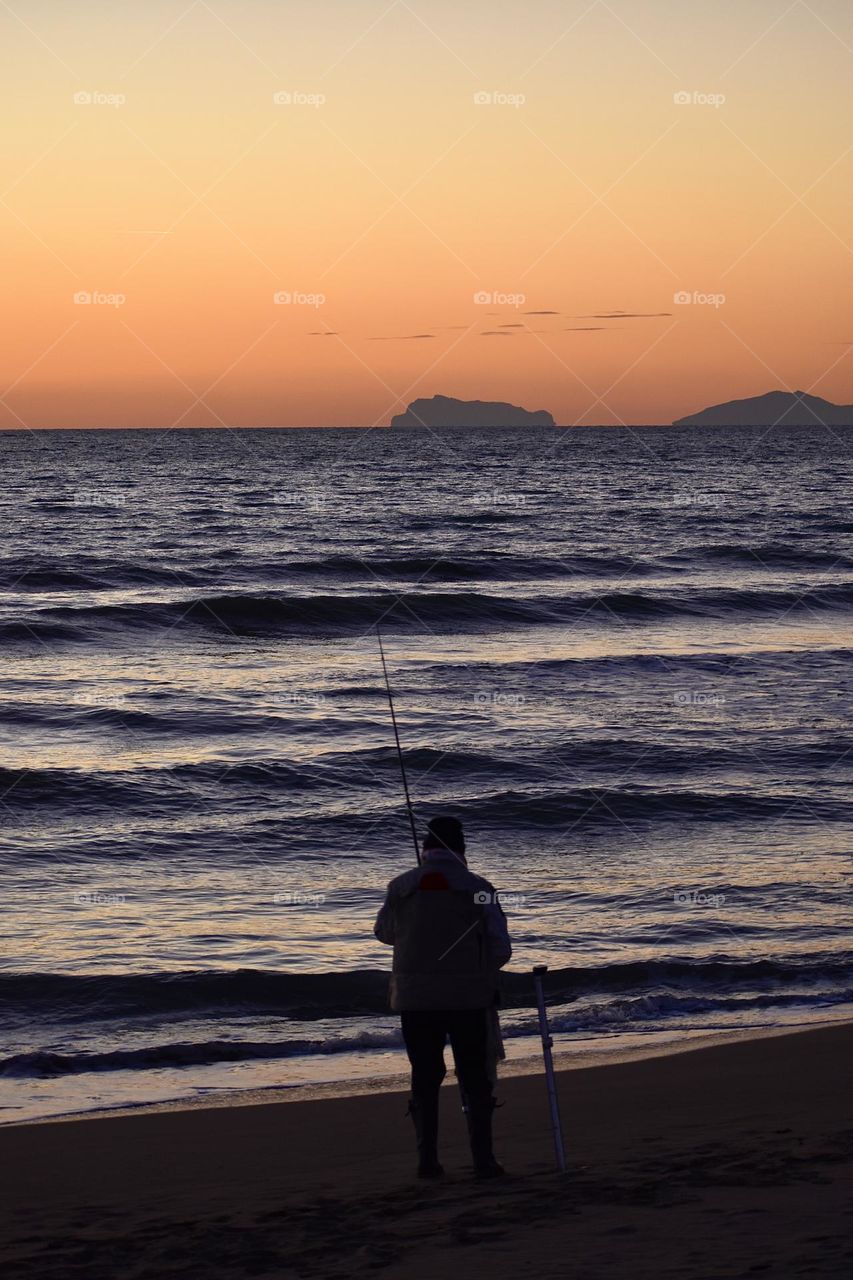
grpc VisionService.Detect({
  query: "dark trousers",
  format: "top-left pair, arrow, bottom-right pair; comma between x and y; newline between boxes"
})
400,1008 -> 493,1103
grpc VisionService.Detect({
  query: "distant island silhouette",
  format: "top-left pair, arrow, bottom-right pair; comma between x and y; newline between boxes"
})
674,390 -> 853,427
390,395 -> 555,429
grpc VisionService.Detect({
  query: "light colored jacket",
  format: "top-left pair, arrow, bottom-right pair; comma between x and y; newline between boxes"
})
374,849 -> 512,1011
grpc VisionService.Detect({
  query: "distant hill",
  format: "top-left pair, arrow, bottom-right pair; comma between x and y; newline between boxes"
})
674,390 -> 853,427
390,395 -> 555,429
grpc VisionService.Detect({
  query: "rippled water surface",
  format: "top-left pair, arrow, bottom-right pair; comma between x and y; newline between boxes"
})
1,425 -> 851,1120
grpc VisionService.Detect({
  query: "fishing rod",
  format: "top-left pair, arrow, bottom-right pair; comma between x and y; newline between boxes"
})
377,627 -> 421,865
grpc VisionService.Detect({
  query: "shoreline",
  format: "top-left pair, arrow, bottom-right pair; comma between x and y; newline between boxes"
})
2,1022 -> 851,1278
6,1013 -> 850,1131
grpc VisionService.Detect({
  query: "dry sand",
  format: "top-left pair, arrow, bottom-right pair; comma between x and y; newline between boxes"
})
1,1023 -> 851,1279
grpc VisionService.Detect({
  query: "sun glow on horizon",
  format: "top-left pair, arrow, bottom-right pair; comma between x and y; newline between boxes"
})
3,0 -> 853,428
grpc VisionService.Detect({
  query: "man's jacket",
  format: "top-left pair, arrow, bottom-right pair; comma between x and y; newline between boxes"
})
374,849 -> 512,1011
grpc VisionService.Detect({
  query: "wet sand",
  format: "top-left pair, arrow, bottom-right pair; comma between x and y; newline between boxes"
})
1,1023 -> 851,1278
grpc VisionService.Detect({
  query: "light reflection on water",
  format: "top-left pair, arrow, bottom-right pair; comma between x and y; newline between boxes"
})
1,426 -> 852,1119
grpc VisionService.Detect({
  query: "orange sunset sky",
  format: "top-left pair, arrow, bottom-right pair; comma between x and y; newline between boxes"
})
3,0 -> 853,428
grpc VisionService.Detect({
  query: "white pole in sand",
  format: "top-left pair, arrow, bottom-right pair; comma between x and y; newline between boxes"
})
533,964 -> 567,1173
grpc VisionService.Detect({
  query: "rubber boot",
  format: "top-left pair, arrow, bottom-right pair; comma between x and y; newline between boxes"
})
408,1093 -> 444,1179
465,1094 -> 505,1179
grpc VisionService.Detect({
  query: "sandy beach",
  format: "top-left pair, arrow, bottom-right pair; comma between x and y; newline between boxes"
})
1,1023 -> 851,1279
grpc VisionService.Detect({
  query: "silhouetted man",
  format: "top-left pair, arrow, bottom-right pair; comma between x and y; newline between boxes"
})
374,816 -> 512,1179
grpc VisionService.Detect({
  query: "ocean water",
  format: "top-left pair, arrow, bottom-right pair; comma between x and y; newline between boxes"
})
1,424 -> 852,1123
